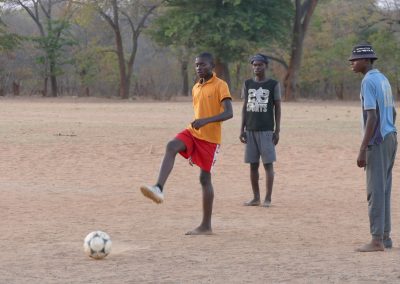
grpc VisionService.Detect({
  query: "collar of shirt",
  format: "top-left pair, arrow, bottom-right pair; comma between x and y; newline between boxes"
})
365,69 -> 379,77
197,72 -> 216,86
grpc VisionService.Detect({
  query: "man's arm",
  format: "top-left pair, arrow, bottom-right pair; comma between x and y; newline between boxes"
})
191,99 -> 233,130
357,109 -> 377,168
272,82 -> 282,145
273,100 -> 281,145
393,107 -> 396,125
239,100 -> 247,143
239,85 -> 248,143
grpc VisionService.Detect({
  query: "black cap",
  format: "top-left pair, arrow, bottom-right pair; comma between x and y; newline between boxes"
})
348,44 -> 378,61
250,54 -> 269,64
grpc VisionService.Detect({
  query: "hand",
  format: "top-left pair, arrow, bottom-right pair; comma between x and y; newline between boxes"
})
357,149 -> 367,168
191,118 -> 208,130
239,132 -> 247,144
273,132 -> 279,145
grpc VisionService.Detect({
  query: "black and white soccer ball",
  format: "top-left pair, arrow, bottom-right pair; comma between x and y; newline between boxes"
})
83,231 -> 112,259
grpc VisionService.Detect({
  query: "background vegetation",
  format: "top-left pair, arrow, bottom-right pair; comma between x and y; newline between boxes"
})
0,0 -> 398,100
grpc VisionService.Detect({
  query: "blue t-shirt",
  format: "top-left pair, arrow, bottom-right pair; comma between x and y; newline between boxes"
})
361,69 -> 396,145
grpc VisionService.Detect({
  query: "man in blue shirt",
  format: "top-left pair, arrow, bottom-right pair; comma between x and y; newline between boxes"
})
349,44 -> 397,252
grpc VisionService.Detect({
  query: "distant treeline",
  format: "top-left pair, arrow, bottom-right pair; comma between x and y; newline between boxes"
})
0,0 -> 398,100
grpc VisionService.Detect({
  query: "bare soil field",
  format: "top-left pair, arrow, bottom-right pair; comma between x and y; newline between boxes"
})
0,97 -> 399,283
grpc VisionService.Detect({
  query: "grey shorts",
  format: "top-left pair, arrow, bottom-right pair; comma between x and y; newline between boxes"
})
245,130 -> 276,164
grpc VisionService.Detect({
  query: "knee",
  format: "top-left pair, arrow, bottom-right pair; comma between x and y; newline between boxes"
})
250,163 -> 259,172
166,140 -> 181,154
264,163 -> 274,174
199,172 -> 211,187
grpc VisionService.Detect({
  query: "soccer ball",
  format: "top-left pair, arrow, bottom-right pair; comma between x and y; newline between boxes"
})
83,231 -> 112,259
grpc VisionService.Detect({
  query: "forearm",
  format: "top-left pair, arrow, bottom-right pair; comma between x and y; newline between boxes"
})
360,112 -> 377,150
205,110 -> 233,124
274,101 -> 281,132
205,99 -> 233,124
241,103 -> 246,132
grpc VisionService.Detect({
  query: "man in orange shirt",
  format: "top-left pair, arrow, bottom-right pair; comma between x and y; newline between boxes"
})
140,52 -> 233,235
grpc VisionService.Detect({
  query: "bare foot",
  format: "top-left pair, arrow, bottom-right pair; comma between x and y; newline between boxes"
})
261,200 -> 271,207
243,199 -> 260,206
355,240 -> 384,252
185,226 -> 213,235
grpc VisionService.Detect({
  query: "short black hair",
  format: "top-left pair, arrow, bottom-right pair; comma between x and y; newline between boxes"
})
196,52 -> 214,64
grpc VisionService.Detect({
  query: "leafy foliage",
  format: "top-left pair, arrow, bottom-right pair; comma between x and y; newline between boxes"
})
0,20 -> 21,52
150,0 -> 293,62
31,19 -> 76,77
300,0 -> 400,98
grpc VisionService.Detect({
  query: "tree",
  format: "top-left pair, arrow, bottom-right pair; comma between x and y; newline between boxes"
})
283,0 -> 319,101
148,5 -> 194,96
3,0 -> 76,97
299,0 -> 400,99
80,0 -> 164,99
372,0 -> 400,98
298,0 -> 358,99
0,19 -> 21,52
149,0 -> 293,89
0,19 -> 22,96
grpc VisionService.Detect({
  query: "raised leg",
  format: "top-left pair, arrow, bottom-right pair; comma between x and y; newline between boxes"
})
156,138 -> 186,188
140,138 -> 186,204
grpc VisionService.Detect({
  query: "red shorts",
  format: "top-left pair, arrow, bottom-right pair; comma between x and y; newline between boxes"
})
176,129 -> 220,172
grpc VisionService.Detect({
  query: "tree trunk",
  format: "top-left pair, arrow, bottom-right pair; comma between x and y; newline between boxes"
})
108,0 -> 129,99
335,82 -> 344,100
180,60 -> 189,96
283,65 -> 297,101
125,38 -> 138,99
80,85 -> 90,97
214,59 -> 231,87
12,81 -> 20,96
98,1 -> 160,99
323,77 -> 329,98
49,56 -> 58,97
50,75 -> 57,97
43,77 -> 48,96
234,62 -> 242,95
115,32 -> 128,99
284,0 -> 318,101
79,69 -> 90,97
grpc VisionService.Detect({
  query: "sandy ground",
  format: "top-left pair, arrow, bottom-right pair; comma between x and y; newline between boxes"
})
0,97 -> 399,283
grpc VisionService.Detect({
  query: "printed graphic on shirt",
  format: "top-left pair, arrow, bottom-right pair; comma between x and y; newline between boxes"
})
247,87 -> 270,112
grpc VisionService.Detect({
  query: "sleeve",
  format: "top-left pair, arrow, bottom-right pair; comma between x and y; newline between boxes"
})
219,81 -> 232,102
362,79 -> 376,110
274,82 -> 282,101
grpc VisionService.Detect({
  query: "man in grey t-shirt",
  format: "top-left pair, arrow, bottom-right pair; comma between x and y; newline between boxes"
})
239,54 -> 281,208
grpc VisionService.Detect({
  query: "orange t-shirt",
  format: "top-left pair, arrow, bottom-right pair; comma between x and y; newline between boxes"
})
188,73 -> 231,144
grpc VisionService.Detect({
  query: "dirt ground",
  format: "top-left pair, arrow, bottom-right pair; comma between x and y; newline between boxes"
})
0,97 -> 399,283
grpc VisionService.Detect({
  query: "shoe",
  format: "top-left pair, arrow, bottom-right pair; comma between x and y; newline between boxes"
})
140,185 -> 164,204
383,237 -> 393,249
